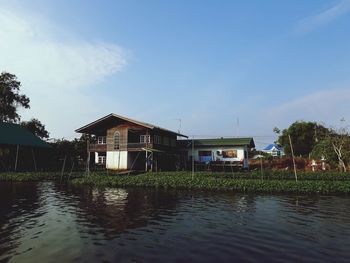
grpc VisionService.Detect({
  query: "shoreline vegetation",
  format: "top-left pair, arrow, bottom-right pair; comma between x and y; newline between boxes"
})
1,171 -> 350,194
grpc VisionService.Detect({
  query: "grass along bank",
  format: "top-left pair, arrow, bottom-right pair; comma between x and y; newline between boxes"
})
0,172 -> 82,182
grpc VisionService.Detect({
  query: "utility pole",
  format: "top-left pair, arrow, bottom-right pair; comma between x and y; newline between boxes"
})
14,145 -> 19,172
86,136 -> 90,177
192,135 -> 194,180
288,134 -> 298,182
260,150 -> 263,179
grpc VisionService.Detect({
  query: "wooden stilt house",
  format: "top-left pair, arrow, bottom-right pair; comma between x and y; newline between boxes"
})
75,113 -> 188,171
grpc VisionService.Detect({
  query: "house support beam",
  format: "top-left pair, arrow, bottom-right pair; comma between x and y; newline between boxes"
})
145,150 -> 153,172
145,149 -> 147,172
32,148 -> 37,172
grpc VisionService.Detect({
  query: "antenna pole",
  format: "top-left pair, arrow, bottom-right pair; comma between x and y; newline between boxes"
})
176,118 -> 182,134
192,135 -> 194,180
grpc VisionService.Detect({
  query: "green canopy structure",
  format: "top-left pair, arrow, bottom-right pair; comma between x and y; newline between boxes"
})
0,122 -> 50,171
0,122 -> 50,148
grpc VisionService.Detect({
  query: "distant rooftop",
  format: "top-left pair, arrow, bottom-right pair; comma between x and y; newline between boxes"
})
263,143 -> 283,151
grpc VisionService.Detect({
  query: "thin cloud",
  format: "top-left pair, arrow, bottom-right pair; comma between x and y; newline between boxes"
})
295,0 -> 350,34
0,8 -> 127,138
266,88 -> 350,128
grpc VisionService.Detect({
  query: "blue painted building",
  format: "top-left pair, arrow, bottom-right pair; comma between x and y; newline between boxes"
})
262,144 -> 285,157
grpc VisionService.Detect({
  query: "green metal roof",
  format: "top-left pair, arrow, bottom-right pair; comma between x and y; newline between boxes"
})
0,122 -> 50,148
178,137 -> 255,148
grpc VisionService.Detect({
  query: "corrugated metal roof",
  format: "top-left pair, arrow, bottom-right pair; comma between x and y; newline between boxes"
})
0,122 -> 50,148
178,137 -> 255,148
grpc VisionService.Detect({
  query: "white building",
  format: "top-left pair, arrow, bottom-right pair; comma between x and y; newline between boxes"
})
178,137 -> 255,169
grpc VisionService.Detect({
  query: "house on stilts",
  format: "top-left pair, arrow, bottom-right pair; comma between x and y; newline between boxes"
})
75,113 -> 188,171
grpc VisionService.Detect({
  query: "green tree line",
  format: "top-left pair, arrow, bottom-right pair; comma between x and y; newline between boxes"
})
274,120 -> 350,172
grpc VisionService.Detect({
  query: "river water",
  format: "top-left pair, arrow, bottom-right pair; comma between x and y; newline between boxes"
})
0,182 -> 350,262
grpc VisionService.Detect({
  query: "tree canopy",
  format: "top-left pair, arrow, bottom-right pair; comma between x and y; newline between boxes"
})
311,123 -> 350,172
20,118 -> 50,139
0,72 -> 30,122
276,121 -> 329,157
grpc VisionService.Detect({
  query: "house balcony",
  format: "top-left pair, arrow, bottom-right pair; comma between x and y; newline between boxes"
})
89,143 -> 152,152
89,143 -> 107,152
126,142 -> 151,151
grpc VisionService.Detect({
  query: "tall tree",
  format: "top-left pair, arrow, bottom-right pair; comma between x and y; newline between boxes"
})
311,120 -> 350,172
328,125 -> 350,172
20,118 -> 50,139
277,121 -> 329,157
0,72 -> 30,122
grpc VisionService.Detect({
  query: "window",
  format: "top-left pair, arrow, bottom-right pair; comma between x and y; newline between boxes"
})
222,150 -> 237,158
140,135 -> 150,143
163,136 -> 169,146
97,136 -> 106,144
199,151 -> 212,156
114,131 -> 120,149
170,138 -> 176,147
98,156 -> 106,164
154,135 -> 162,144
199,151 -> 212,162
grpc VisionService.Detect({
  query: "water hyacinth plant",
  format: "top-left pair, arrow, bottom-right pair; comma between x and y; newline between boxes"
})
70,171 -> 350,195
1,171 -> 350,194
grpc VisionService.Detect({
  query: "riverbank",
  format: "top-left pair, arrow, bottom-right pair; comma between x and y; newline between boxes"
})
1,171 -> 350,194
71,172 -> 350,194
0,172 -> 80,182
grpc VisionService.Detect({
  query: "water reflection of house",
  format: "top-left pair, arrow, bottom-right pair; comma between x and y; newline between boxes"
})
178,138 -> 255,169
71,187 -> 180,238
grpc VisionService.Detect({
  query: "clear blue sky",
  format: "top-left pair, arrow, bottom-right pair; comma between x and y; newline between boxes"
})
1,0 -> 350,147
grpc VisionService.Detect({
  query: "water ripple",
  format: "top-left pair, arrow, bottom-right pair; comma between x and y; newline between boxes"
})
0,182 -> 350,263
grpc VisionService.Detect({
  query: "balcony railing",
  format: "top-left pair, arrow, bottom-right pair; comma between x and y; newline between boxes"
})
89,142 -> 152,152
126,142 -> 149,150
89,143 -> 107,152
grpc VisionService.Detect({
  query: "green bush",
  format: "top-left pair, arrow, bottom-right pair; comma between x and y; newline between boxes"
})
71,172 -> 350,194
0,172 -> 82,182
2,171 -> 350,194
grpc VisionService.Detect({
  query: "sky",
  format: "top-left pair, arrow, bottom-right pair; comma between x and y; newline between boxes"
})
1,0 -> 350,148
